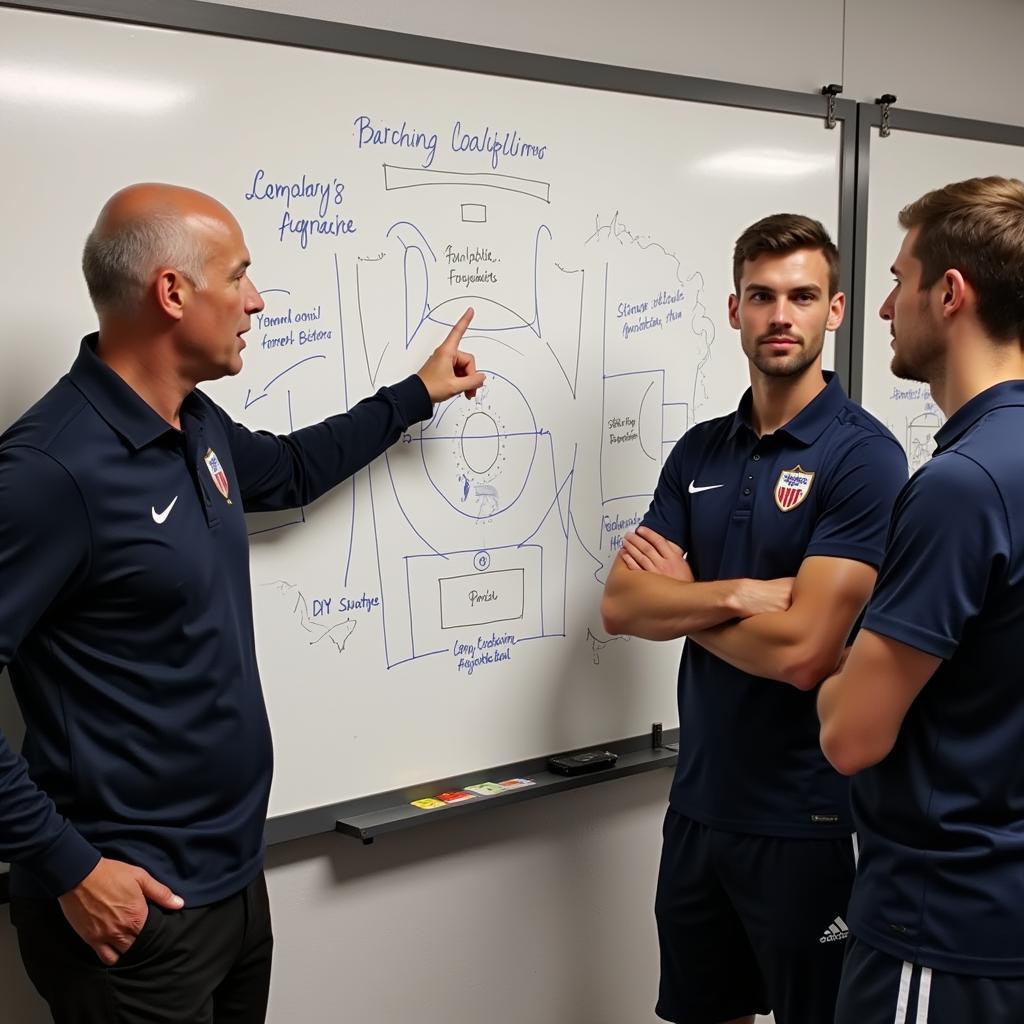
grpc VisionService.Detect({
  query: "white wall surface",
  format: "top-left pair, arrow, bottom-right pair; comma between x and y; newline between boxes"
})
5,1 -> 1023,1022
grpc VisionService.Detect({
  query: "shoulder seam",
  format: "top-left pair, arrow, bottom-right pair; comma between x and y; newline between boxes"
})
822,431 -> 905,477
836,408 -> 900,441
1,386 -> 93,456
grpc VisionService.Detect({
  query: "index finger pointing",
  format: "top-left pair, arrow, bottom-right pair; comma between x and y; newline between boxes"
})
442,307 -> 475,350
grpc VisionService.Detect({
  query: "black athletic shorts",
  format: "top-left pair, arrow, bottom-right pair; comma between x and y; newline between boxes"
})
655,807 -> 856,1024
836,934 -> 1024,1024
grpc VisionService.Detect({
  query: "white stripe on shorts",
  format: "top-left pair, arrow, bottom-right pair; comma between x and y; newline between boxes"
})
915,967 -> 933,1023
852,831 -> 860,865
893,960 -> 913,1024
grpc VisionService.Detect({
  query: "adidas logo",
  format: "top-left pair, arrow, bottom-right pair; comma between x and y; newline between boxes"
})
819,916 -> 850,944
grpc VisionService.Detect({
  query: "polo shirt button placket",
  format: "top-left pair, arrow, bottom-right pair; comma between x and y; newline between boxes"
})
737,446 -> 766,509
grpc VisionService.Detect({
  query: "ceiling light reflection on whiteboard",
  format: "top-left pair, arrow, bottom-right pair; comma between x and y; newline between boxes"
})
0,64 -> 191,113
694,149 -> 835,179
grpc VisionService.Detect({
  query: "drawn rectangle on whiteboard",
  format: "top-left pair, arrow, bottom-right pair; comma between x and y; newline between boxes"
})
601,371 -> 665,501
406,547 -> 543,656
439,569 -> 525,629
383,163 -> 551,203
461,203 -> 487,223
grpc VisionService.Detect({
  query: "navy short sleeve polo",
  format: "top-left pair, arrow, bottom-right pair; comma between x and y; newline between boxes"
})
0,335 -> 432,903
643,373 -> 907,837
849,381 -> 1024,977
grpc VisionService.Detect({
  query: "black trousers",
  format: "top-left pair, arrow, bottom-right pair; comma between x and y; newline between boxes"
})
12,872 -> 273,1024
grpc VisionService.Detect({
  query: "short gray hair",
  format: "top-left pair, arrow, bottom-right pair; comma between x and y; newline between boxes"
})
82,209 -> 208,312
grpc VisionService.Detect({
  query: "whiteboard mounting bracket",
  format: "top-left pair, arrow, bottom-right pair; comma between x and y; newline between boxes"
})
876,94 -> 898,137
820,84 -> 843,129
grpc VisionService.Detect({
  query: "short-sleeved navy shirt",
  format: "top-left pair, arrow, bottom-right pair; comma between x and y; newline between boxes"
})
0,335 -> 431,904
850,380 -> 1024,977
642,372 -> 907,838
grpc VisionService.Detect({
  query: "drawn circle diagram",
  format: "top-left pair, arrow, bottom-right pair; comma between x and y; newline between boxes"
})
461,412 -> 501,474
420,371 -> 538,520
474,550 -> 491,571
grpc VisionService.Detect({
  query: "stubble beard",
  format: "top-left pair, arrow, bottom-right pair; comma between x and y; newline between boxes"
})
748,332 -> 825,379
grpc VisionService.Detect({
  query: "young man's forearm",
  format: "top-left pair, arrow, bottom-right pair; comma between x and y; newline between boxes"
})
691,558 -> 878,689
601,570 -> 744,641
692,613 -> 829,690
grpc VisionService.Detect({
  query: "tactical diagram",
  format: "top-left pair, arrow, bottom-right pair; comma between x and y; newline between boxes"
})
207,124 -> 759,682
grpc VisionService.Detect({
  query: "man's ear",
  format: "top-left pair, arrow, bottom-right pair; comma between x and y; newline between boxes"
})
728,293 -> 741,331
940,269 -> 968,320
154,268 -> 188,321
826,291 -> 846,332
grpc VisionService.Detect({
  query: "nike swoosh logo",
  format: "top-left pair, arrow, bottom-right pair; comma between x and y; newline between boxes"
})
151,496 -> 179,524
688,481 -> 724,494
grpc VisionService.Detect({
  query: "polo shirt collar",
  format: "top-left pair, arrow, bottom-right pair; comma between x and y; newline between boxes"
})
934,379 -> 1024,452
728,371 -> 846,445
68,334 -> 200,450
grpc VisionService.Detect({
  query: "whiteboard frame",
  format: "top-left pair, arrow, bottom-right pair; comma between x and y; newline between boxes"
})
849,103 -> 1024,401
0,0 -> 858,860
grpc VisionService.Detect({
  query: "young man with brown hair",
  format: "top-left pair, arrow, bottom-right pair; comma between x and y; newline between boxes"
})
819,176 -> 1024,1024
602,214 -> 907,1024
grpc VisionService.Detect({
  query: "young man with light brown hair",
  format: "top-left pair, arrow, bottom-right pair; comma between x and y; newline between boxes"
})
820,176 -> 1024,1024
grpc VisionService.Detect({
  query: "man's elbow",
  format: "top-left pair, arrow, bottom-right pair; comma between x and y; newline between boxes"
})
600,593 -> 627,637
781,646 -> 840,692
819,723 -> 890,776
785,663 -> 827,692
601,592 -> 662,640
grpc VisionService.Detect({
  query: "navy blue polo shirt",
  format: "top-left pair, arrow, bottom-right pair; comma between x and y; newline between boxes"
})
0,334 -> 431,904
849,380 -> 1024,977
642,372 -> 906,837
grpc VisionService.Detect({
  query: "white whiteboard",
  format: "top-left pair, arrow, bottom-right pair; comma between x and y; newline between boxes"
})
0,5 -> 842,816
859,123 -> 1024,471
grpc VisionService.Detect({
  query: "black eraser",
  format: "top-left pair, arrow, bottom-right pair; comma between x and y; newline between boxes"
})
547,749 -> 618,775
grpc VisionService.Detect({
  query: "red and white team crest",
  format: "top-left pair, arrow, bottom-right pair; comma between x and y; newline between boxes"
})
774,465 -> 814,512
204,448 -> 232,504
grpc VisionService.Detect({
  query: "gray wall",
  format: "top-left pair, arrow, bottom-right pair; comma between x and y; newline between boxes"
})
3,2 -> 1021,1021
201,0 -> 1024,125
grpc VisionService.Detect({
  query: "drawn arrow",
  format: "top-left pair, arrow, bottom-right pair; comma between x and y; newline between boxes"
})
243,354 -> 327,409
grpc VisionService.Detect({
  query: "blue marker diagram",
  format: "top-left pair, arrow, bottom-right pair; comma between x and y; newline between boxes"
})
209,271 -> 361,655
221,157 -> 729,679
242,288 -> 332,538
369,358 -> 601,669
354,163 -> 604,669
357,165 -> 584,399
905,410 -> 943,472
584,212 -> 718,575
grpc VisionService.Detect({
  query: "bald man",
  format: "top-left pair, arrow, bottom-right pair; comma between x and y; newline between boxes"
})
0,184 -> 483,1023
